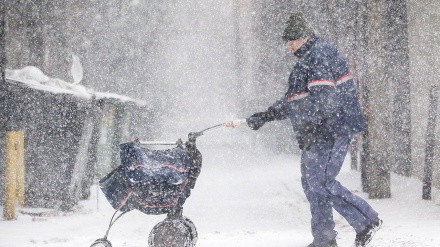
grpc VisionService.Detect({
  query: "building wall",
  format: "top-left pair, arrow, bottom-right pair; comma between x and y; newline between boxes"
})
408,0 -> 440,188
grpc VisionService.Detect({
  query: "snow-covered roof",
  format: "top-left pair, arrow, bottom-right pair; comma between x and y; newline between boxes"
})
6,66 -> 91,99
5,66 -> 146,106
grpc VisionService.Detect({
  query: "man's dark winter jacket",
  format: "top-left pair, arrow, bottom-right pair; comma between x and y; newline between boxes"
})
270,36 -> 365,149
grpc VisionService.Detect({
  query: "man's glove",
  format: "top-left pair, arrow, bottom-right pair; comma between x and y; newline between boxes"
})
247,108 -> 276,130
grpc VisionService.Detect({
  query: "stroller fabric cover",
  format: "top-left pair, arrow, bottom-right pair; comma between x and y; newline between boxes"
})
99,141 -> 202,215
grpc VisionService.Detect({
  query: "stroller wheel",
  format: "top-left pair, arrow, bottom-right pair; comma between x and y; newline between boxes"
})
181,216 -> 198,247
148,217 -> 197,247
90,238 -> 112,247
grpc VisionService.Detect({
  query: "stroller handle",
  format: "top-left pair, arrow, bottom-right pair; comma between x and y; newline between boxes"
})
189,119 -> 247,141
138,140 -> 183,145
138,119 -> 247,145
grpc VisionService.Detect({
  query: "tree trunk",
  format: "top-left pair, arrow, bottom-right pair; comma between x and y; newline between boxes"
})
24,1 -> 45,68
422,86 -> 438,200
386,0 -> 412,177
0,0 -> 6,82
364,0 -> 391,199
1,0 -> 7,128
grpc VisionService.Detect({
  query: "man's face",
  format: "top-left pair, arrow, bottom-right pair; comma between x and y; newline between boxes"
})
286,37 -> 309,53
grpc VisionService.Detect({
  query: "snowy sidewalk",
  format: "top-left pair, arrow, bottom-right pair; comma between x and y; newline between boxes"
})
1,143 -> 440,247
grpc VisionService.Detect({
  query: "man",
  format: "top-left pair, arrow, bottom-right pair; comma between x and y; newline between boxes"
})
246,13 -> 382,247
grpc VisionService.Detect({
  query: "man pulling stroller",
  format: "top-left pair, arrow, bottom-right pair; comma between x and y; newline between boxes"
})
246,12 -> 382,247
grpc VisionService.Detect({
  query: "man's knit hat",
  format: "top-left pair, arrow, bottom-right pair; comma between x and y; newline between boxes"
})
282,12 -> 315,42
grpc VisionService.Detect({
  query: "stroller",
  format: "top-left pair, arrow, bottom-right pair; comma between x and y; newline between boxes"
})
91,120 -> 245,247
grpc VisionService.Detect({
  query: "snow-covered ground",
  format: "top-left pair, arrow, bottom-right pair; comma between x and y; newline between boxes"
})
1,132 -> 440,247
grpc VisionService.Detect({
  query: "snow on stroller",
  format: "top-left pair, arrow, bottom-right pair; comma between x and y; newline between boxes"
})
91,120 -> 245,247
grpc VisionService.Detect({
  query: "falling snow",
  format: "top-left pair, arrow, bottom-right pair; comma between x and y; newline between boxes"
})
1,1 -> 440,247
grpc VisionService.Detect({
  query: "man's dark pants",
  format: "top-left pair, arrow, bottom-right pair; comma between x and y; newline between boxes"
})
301,135 -> 378,245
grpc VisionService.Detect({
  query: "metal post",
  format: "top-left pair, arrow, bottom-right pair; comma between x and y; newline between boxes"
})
16,131 -> 25,207
4,130 -> 25,220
